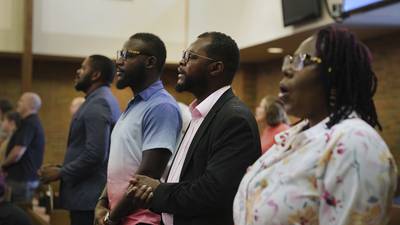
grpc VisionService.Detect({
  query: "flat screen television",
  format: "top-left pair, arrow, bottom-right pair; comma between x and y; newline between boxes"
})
343,0 -> 384,12
282,0 -> 321,26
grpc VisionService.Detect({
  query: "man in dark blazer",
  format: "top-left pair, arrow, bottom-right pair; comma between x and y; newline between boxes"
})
130,32 -> 261,225
39,55 -> 121,225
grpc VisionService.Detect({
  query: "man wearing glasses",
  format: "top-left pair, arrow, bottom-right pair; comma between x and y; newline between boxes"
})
95,33 -> 181,225
127,32 -> 261,225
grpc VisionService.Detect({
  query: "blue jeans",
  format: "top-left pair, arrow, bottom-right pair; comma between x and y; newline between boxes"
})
5,179 -> 39,204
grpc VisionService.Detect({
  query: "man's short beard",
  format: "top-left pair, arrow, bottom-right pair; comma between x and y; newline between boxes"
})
175,82 -> 187,93
75,74 -> 92,92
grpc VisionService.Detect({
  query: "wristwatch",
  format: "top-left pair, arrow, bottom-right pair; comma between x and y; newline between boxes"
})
103,211 -> 119,225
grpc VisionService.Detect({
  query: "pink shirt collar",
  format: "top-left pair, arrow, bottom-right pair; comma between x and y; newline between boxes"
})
189,86 -> 230,120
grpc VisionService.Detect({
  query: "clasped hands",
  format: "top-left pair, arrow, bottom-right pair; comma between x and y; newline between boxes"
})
38,164 -> 61,184
94,175 -> 160,225
125,175 -> 160,207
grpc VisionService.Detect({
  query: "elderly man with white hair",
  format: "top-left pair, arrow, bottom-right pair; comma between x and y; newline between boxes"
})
1,92 -> 45,204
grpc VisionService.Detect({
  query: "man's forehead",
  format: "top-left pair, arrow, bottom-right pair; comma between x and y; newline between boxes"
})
188,37 -> 211,52
123,39 -> 146,50
81,57 -> 91,67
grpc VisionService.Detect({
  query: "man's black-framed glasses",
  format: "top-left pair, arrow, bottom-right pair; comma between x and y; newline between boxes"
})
181,50 -> 217,64
116,50 -> 143,61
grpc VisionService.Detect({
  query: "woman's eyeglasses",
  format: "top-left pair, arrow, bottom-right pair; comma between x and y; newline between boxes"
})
282,53 -> 322,72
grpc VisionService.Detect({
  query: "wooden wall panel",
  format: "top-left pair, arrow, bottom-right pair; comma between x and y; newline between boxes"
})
32,60 -> 82,163
0,57 -> 21,103
0,30 -> 399,165
369,32 -> 400,161
30,62 -> 195,164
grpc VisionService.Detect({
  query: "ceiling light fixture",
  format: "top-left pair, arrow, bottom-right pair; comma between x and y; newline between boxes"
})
267,47 -> 284,54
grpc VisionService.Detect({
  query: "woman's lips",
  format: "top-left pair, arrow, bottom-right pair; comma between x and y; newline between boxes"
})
278,85 -> 290,102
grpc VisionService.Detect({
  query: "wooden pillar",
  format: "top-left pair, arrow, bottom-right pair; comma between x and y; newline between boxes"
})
21,0 -> 33,92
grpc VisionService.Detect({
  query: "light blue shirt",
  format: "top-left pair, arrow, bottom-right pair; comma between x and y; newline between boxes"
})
107,80 -> 181,209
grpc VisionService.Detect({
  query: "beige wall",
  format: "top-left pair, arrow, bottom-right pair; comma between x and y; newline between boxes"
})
0,0 -> 23,52
32,0 -> 186,63
33,0 -> 335,61
188,0 -> 334,48
1,0 -> 336,63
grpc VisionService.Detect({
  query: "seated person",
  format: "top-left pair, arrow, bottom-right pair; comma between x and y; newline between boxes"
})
234,26 -> 397,225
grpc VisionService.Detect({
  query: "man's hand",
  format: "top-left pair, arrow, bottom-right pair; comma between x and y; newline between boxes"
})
94,202 -> 109,225
104,184 -> 154,223
38,165 -> 61,184
125,183 -> 154,209
129,175 -> 160,192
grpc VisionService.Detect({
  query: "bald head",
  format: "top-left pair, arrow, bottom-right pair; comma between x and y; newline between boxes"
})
70,97 -> 85,115
17,92 -> 42,117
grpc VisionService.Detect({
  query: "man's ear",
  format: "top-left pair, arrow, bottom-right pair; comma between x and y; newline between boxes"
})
209,61 -> 224,76
145,56 -> 158,69
91,71 -> 102,81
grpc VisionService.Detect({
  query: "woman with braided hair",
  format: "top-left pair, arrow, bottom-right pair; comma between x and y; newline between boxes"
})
233,26 -> 397,225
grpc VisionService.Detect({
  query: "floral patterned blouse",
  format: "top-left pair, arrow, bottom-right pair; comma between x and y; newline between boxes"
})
233,114 -> 397,225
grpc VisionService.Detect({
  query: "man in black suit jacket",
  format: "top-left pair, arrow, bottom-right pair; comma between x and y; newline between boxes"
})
130,32 -> 261,225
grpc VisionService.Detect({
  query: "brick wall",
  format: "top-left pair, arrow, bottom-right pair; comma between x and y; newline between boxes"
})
0,30 -> 399,165
369,32 -> 400,162
0,57 -> 21,102
0,58 -> 196,164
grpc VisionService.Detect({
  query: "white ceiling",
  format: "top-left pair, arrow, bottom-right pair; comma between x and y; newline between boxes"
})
343,1 -> 400,27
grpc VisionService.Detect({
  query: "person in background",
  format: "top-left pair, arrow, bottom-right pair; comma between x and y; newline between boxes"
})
69,97 -> 85,116
255,95 -> 290,154
1,92 -> 45,205
0,112 -> 22,162
95,33 -> 181,225
233,26 -> 397,225
0,99 -> 13,147
0,172 -> 32,225
39,55 -> 121,225
0,99 -> 13,120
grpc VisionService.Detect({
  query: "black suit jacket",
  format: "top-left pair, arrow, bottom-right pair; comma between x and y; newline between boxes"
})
151,89 -> 261,225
